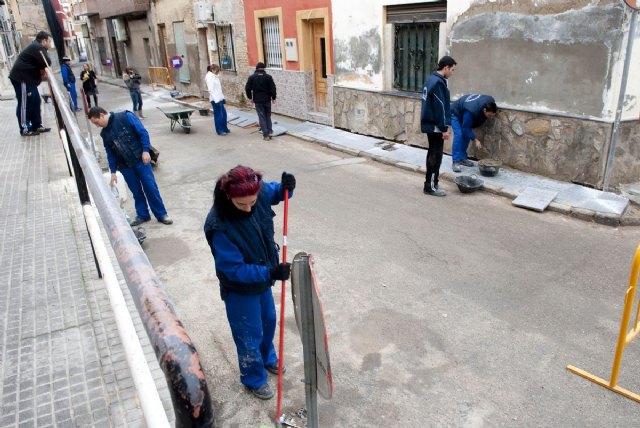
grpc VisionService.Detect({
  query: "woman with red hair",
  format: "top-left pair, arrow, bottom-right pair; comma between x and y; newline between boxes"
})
203,165 -> 296,399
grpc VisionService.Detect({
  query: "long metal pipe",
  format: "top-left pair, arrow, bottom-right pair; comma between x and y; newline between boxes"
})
603,9 -> 638,190
45,68 -> 215,427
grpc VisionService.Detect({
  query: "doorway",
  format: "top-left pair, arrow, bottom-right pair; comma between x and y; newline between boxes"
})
312,21 -> 328,113
158,24 -> 168,68
173,21 -> 190,83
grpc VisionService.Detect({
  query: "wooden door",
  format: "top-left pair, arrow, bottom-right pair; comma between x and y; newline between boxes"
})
312,21 -> 328,113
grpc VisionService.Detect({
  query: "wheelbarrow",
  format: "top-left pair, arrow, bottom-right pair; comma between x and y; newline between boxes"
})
157,106 -> 195,133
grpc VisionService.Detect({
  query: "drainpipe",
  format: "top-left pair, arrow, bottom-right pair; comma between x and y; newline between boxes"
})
603,9 -> 638,190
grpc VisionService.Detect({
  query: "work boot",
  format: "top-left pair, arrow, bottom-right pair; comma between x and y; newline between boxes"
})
265,364 -> 286,375
129,216 -> 151,226
459,159 -> 474,167
452,162 -> 462,173
247,383 -> 274,400
158,215 -> 173,225
137,110 -> 145,118
423,183 -> 446,197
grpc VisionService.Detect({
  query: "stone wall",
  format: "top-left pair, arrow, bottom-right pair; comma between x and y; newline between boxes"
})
249,67 -> 331,125
611,121 -> 640,187
332,85 -> 640,189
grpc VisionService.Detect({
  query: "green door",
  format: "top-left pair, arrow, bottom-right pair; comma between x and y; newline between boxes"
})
173,21 -> 190,83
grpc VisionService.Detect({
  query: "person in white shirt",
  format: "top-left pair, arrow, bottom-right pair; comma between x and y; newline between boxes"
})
205,64 -> 230,136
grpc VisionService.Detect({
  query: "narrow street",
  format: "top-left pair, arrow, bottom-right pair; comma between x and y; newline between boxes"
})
92,81 -> 640,426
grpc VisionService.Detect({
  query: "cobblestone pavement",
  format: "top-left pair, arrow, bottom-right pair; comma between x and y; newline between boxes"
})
0,99 -> 174,426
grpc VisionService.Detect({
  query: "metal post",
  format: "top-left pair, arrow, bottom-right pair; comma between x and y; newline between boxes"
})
80,87 -> 98,158
296,255 -> 319,428
603,9 -> 638,190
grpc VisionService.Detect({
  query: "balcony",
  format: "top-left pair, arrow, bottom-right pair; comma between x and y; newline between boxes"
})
97,0 -> 150,19
73,0 -> 99,17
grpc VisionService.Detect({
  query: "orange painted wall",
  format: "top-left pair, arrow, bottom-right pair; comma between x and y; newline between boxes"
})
243,0 -> 333,72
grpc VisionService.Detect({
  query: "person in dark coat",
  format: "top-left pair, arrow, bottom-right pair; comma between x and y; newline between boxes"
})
9,31 -> 52,136
245,62 -> 277,140
88,106 -> 173,226
80,63 -> 98,108
203,165 -> 295,400
451,94 -> 497,172
124,67 -> 144,118
420,56 -> 457,196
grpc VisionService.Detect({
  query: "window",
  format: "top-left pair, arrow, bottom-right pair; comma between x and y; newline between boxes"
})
215,24 -> 236,71
388,2 -> 446,92
260,16 -> 282,69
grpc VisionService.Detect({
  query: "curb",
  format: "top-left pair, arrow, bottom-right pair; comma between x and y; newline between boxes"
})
138,94 -> 640,228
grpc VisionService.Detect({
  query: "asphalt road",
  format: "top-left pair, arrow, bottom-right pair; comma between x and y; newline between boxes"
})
91,82 -> 640,427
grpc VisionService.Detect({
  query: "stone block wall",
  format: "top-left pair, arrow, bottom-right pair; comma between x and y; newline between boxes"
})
611,121 -> 640,187
333,85 -> 640,189
248,67 -> 331,125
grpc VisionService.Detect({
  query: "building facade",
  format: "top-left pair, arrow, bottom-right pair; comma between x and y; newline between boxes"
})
243,0 -> 334,124
332,0 -> 640,189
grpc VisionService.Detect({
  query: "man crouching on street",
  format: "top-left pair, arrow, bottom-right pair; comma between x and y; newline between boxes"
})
89,106 -> 173,226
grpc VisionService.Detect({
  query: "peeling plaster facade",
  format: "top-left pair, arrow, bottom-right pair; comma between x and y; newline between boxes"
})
332,0 -> 640,189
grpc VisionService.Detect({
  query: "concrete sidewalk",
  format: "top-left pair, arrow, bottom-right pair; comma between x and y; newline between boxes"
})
0,100 -> 174,426
98,71 -> 637,227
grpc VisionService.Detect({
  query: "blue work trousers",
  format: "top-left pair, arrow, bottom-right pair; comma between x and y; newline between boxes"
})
66,84 -> 78,110
119,161 -> 168,220
130,90 -> 143,111
211,100 -> 230,135
11,78 -> 42,133
224,288 -> 278,389
451,115 -> 470,162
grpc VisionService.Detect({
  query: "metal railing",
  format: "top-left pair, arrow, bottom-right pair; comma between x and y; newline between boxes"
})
566,242 -> 640,403
44,68 -> 215,427
148,66 -> 175,90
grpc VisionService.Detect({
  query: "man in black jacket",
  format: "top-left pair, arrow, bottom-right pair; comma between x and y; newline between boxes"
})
420,56 -> 457,196
245,62 -> 277,140
9,31 -> 52,136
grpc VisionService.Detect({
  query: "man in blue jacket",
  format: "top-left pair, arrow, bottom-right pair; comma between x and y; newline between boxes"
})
61,56 -> 79,111
204,166 -> 295,400
451,94 -> 497,172
88,106 -> 173,226
420,56 -> 457,196
9,31 -> 52,136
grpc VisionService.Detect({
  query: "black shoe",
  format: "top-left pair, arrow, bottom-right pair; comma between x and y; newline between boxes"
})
266,364 -> 286,375
423,186 -> 446,197
36,127 -> 51,133
21,130 -> 38,136
129,216 -> 151,226
452,162 -> 462,173
248,383 -> 274,400
459,159 -> 474,167
158,215 -> 173,225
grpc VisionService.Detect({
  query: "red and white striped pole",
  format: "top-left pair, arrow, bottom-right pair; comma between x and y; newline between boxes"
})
276,189 -> 289,424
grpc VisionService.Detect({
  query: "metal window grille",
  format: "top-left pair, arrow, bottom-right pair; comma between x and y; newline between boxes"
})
215,24 -> 236,71
260,16 -> 282,69
393,22 -> 439,92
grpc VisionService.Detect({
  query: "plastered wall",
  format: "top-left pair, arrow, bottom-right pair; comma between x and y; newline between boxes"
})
449,0 -> 639,121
